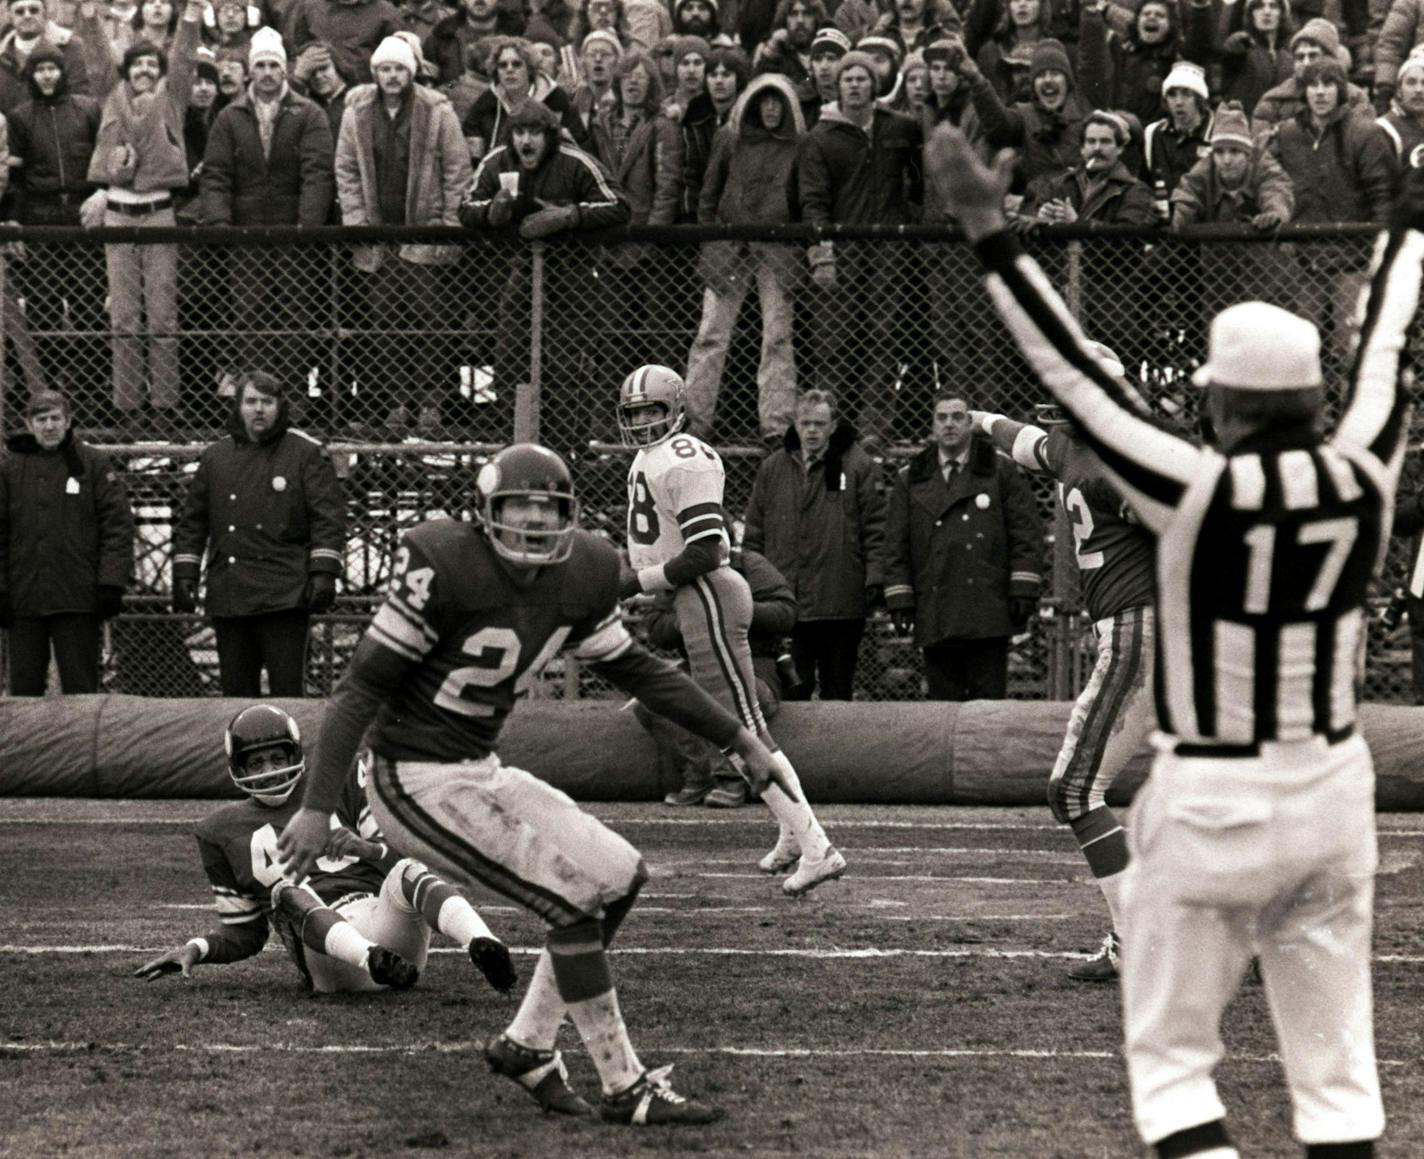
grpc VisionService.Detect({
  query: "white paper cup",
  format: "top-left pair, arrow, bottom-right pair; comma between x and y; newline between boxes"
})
499,172 -> 519,196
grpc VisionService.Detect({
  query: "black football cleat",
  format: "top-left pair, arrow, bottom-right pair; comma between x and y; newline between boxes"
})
469,936 -> 518,993
600,1065 -> 722,1126
1068,931 -> 1120,983
485,1033 -> 594,1117
366,944 -> 420,989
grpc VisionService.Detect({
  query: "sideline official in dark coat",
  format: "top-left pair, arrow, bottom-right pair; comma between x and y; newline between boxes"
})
0,391 -> 134,694
173,371 -> 346,697
743,389 -> 885,699
885,392 -> 1044,700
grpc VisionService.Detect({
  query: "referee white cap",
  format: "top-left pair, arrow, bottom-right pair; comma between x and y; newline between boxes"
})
1192,302 -> 1322,391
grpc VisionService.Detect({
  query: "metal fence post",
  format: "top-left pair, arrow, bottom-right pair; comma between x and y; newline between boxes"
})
0,247 -> 9,437
515,242 -> 543,444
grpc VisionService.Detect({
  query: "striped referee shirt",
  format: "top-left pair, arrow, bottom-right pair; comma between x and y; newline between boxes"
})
973,227 -> 1424,748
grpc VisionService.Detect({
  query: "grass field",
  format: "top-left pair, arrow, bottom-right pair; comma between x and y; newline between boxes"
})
4,798 -> 1424,1158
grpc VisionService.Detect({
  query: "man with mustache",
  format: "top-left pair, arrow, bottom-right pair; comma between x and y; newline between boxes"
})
967,36 -> 1084,191
1020,107 -> 1153,225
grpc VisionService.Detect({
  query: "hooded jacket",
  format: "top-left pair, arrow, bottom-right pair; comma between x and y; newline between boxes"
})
7,48 -> 101,219
173,403 -> 347,619
201,85 -> 335,224
884,436 -> 1045,646
797,101 -> 922,225
0,22 -> 92,116
0,429 -> 133,616
1268,103 -> 1397,223
742,417 -> 886,621
336,81 -> 472,269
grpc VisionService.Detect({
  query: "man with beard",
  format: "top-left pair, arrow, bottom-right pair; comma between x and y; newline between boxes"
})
967,36 -> 1083,191
336,34 -> 470,435
201,28 -> 335,393
7,44 -> 105,408
80,0 -> 203,437
459,98 -> 629,450
1377,51 -> 1424,172
798,49 -> 922,451
751,0 -> 824,114
672,0 -> 728,44
173,371 -> 347,697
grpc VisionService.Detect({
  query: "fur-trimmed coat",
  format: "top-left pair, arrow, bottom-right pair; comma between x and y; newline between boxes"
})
742,419 -> 886,621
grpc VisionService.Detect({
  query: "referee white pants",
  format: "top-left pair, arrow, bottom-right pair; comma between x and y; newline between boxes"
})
1121,733 -> 1383,1147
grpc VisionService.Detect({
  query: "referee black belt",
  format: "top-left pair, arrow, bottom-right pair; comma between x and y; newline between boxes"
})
106,196 -> 172,216
1173,723 -> 1355,759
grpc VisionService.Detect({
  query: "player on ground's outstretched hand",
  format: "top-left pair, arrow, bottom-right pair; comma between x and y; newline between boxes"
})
616,365 -> 845,896
135,704 -> 515,995
278,444 -> 789,1127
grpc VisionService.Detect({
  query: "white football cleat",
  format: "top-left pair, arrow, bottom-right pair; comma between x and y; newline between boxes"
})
783,846 -> 846,897
758,833 -> 800,875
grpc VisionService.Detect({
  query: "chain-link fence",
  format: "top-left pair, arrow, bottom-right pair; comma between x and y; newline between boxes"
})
0,223 -> 1417,702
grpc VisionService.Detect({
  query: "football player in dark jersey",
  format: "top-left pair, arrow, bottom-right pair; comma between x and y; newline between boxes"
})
972,345 -> 1157,983
277,444 -> 789,1127
135,704 -> 516,995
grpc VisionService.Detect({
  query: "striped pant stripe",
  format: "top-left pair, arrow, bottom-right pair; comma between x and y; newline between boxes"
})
368,758 -> 587,928
687,571 -> 767,735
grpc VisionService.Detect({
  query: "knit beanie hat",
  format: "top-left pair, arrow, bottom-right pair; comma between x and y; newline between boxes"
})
1399,48 -> 1424,86
1029,37 -> 1072,81
1162,59 -> 1207,101
581,28 -> 623,56
1209,100 -> 1252,147
1291,17 -> 1340,57
371,34 -> 417,74
674,34 -> 711,66
248,25 -> 286,70
674,0 -> 718,16
810,26 -> 850,57
833,48 -> 877,84
856,34 -> 901,66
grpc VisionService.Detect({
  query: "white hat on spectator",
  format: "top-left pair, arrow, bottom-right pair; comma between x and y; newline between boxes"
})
1398,47 -> 1424,85
371,33 -> 417,74
1193,303 -> 1322,391
810,27 -> 851,57
248,26 -> 286,70
581,29 -> 623,57
1162,60 -> 1207,101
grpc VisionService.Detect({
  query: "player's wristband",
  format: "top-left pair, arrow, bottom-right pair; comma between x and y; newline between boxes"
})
637,564 -> 674,594
187,937 -> 210,962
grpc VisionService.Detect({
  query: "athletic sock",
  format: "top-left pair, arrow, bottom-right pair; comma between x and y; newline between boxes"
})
760,750 -> 830,860
505,951 -> 566,1052
396,860 -> 495,947
1070,806 -> 1130,931
547,923 -> 643,1095
275,883 -> 376,968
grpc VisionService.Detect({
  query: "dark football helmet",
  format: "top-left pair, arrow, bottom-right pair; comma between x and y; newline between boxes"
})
475,443 -> 580,566
617,364 -> 686,447
225,704 -> 304,806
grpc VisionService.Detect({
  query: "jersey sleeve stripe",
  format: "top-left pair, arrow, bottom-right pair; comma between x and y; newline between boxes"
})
573,616 -> 634,663
683,527 -> 726,546
386,594 -> 438,641
372,602 -> 437,654
369,621 -> 428,662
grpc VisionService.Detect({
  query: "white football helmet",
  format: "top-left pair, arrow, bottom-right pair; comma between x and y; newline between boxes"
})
617,365 -> 686,447
225,704 -> 304,807
475,443 -> 580,566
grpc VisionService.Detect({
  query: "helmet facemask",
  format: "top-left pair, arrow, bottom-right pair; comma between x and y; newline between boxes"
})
483,489 -> 579,566
618,399 -> 683,447
231,741 -> 304,807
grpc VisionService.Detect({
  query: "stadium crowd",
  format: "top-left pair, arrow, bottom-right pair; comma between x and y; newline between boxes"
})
0,0 -> 1412,445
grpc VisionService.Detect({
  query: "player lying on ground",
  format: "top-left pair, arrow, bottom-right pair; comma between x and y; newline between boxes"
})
617,364 -> 845,895
135,704 -> 516,995
971,351 -> 1157,982
277,444 -> 793,1126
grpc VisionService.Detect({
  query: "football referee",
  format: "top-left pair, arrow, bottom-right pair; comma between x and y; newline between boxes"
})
928,127 -> 1424,1159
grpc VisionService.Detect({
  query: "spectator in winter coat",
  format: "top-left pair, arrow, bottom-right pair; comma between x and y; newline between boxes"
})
201,28 -> 335,390
671,0 -> 725,42
458,98 -> 629,451
797,49 -> 922,450
82,0 -> 203,435
884,392 -> 1045,701
209,0 -> 258,58
969,35 -> 1084,191
291,39 -> 352,136
1250,17 -> 1371,137
591,48 -> 685,367
292,0 -> 403,85
1372,0 -> 1424,114
0,0 -> 93,117
1142,59 -> 1212,219
678,41 -> 746,213
976,0 -> 1055,101
569,27 -> 619,128
423,0 -> 522,84
173,371 -> 346,698
463,34 -> 585,159
1020,107 -> 1154,223
0,392 -> 133,694
7,45 -> 104,404
684,71 -> 803,442
1183,0 -> 1292,117
803,24 -> 847,120
1077,0 -> 1181,126
336,35 -> 472,430
1172,100 -> 1293,226
751,0 -> 826,115
1377,49 -> 1424,171
743,390 -> 886,701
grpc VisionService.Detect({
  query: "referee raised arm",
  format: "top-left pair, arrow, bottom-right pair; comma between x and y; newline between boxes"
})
927,127 -> 1424,1159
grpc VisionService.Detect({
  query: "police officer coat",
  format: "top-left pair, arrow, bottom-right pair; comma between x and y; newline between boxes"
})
173,412 -> 346,618
0,430 -> 133,615
884,436 -> 1044,646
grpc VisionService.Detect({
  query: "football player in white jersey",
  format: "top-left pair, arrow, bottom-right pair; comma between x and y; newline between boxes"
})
618,365 -> 846,896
